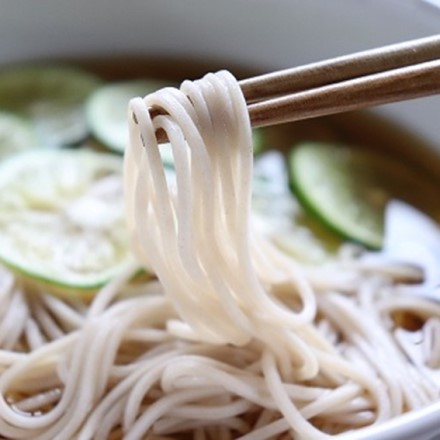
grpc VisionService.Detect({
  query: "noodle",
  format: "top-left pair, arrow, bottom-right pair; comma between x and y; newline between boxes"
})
0,70 -> 439,439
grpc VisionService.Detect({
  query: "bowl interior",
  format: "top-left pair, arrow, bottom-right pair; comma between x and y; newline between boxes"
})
0,2 -> 439,439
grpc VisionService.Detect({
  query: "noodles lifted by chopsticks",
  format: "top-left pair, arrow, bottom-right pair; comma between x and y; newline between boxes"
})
1,70 -> 440,440
125,70 -> 317,348
123,70 -> 440,438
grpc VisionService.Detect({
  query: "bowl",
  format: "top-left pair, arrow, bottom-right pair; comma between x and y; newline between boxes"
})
1,1 -> 439,439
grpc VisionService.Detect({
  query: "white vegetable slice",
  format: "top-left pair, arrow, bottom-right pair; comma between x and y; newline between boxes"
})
0,64 -> 101,147
0,149 -> 133,294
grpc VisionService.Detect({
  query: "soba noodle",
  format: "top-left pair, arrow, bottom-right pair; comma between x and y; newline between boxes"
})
0,70 -> 440,439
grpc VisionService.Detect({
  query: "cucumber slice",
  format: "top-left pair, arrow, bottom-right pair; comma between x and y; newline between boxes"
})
0,111 -> 39,159
252,128 -> 266,155
0,149 -> 133,295
252,151 -> 342,263
289,142 -> 440,249
87,80 -> 266,157
0,64 -> 101,147
289,143 -> 386,249
86,80 -> 169,153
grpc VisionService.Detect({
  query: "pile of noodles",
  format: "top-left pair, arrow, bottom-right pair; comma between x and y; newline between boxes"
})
1,71 -> 440,440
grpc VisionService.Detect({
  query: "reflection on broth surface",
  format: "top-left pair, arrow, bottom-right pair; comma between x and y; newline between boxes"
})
0,57 -> 440,440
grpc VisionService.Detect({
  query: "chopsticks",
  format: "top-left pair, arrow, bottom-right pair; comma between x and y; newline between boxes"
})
240,35 -> 440,102
241,35 -> 440,128
152,35 -> 440,141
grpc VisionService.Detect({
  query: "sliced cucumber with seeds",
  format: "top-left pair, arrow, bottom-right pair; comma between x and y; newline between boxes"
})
86,79 -> 170,153
0,64 -> 101,147
0,111 -> 39,160
0,149 -> 133,296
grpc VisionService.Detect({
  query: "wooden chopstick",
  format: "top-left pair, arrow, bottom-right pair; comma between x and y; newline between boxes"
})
151,35 -> 440,142
240,34 -> 440,103
248,58 -> 440,129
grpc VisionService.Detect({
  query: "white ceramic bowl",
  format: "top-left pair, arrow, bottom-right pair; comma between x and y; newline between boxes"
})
1,1 -> 439,439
